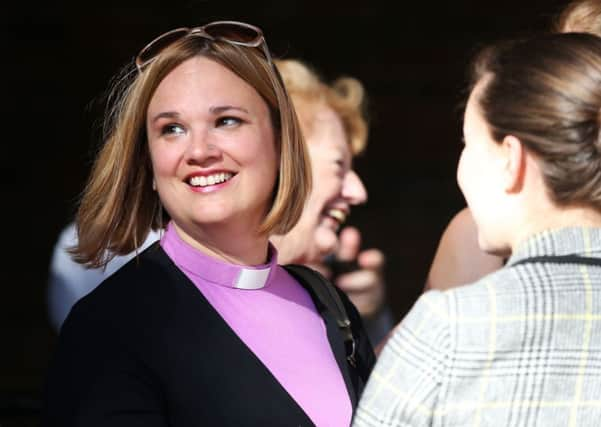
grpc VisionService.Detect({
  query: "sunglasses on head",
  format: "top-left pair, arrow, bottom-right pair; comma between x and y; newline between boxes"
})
135,21 -> 273,72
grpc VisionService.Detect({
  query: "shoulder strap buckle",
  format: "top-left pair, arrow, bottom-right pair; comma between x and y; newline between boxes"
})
346,339 -> 357,368
283,264 -> 357,363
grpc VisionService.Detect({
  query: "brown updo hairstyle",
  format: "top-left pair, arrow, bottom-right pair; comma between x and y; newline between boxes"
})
555,0 -> 601,34
470,32 -> 601,211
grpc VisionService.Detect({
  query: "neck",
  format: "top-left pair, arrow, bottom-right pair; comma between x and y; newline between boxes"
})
171,221 -> 270,266
511,204 -> 601,251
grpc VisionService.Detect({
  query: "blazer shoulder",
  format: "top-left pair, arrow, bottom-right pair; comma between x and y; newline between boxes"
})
69,243 -> 180,326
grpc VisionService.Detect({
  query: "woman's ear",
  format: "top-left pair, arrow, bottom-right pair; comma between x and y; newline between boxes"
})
501,135 -> 526,193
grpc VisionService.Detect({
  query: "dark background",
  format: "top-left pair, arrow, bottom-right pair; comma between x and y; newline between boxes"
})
3,0 -> 569,424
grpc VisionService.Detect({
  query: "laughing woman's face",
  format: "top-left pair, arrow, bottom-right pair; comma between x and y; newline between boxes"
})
274,105 -> 367,264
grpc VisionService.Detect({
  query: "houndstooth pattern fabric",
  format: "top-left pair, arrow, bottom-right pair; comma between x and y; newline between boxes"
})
353,227 -> 601,427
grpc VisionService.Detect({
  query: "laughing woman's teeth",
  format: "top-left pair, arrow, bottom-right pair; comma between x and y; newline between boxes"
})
327,208 -> 346,224
190,173 -> 232,187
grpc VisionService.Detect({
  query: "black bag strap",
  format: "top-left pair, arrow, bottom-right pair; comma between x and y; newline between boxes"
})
513,254 -> 601,267
283,264 -> 357,367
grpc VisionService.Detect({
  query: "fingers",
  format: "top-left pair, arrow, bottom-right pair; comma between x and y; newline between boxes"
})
357,248 -> 385,270
336,269 -> 378,292
335,269 -> 385,317
324,225 -> 388,317
336,226 -> 361,261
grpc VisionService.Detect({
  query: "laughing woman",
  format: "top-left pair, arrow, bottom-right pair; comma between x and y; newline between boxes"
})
43,22 -> 374,427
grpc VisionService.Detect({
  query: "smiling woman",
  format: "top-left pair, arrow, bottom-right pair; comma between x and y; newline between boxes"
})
146,57 -> 279,264
46,58 -> 390,350
43,21 -> 374,427
271,59 -> 368,266
270,59 -> 391,340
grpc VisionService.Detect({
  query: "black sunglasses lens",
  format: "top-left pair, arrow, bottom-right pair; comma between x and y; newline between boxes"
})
203,23 -> 260,44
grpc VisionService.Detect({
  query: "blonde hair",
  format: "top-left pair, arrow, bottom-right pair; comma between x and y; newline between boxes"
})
555,0 -> 601,34
74,35 -> 311,267
275,59 -> 368,155
471,33 -> 601,211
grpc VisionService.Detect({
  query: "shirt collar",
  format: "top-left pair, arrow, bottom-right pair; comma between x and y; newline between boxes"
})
160,222 -> 277,290
507,226 -> 601,266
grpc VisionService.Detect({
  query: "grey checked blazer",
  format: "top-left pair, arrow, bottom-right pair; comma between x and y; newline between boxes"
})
353,227 -> 601,427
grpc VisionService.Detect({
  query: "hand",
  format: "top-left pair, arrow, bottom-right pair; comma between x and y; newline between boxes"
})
331,227 -> 386,318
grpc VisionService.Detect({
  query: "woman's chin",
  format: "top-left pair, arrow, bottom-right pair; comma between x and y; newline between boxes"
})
313,226 -> 339,258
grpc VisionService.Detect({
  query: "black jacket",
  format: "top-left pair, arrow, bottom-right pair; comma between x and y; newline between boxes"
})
43,243 -> 375,426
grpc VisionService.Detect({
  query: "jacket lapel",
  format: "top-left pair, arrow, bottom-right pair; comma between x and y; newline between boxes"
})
151,246 -> 316,425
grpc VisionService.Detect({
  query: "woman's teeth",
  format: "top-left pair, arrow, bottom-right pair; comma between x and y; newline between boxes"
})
326,208 -> 347,224
189,173 -> 233,187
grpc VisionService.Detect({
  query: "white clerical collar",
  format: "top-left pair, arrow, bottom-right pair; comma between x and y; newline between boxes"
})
160,223 -> 276,290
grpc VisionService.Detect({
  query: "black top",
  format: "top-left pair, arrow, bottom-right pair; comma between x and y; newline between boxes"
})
42,243 -> 375,427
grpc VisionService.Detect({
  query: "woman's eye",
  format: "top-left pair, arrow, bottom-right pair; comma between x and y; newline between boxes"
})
216,116 -> 242,127
161,124 -> 186,136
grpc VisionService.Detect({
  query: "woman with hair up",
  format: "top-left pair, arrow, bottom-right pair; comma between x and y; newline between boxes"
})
354,32 -> 601,426
425,0 -> 601,294
43,22 -> 374,427
272,59 -> 392,343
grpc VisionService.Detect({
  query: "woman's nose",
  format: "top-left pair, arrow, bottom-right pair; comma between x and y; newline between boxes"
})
185,133 -> 222,164
342,170 -> 367,205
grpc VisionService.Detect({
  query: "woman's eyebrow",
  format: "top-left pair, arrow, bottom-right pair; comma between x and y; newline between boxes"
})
150,111 -> 180,124
209,105 -> 250,115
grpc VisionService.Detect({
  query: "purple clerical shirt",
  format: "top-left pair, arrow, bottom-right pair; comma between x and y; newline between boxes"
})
161,223 -> 352,426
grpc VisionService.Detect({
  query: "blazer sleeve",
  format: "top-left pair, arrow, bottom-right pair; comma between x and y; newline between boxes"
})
352,290 -> 451,427
43,297 -> 168,427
